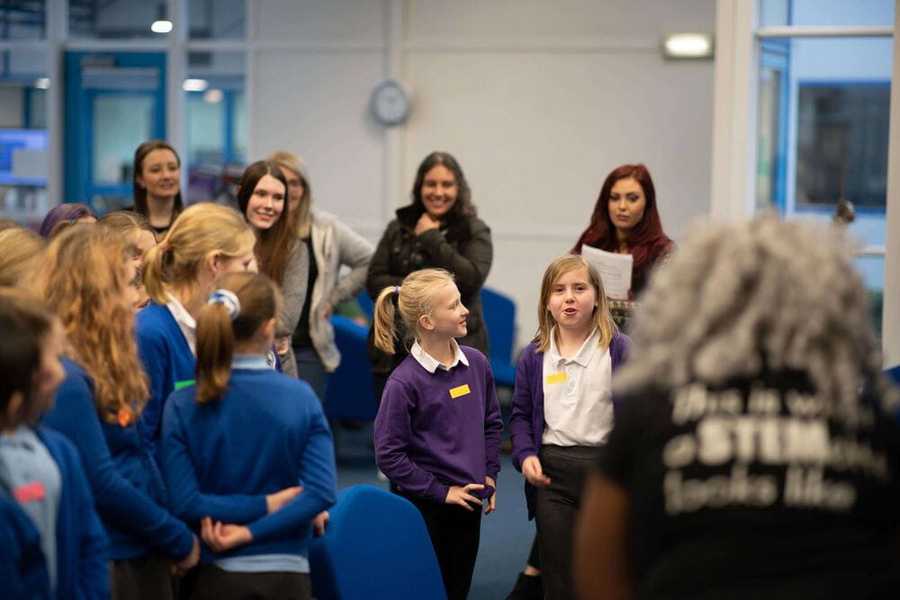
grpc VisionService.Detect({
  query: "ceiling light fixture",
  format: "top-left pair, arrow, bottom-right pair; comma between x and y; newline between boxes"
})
151,19 -> 173,34
182,79 -> 209,92
662,33 -> 714,60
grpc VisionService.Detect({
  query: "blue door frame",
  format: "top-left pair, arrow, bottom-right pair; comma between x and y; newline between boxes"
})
64,51 -> 166,208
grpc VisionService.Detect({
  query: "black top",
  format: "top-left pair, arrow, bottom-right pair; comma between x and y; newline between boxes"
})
291,236 -> 317,349
365,204 -> 493,374
596,371 -> 900,599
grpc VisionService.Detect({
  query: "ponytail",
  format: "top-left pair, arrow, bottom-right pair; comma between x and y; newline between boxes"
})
194,272 -> 280,404
373,286 -> 400,354
141,203 -> 255,305
142,241 -> 169,303
374,269 -> 457,354
195,301 -> 235,404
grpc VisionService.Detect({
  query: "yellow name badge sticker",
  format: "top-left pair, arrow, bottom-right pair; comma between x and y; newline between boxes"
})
449,384 -> 471,399
545,372 -> 568,385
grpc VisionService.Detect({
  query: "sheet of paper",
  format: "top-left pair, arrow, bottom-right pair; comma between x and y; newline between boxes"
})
581,244 -> 633,300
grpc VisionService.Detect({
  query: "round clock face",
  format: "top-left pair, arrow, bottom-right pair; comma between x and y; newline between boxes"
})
370,79 -> 410,126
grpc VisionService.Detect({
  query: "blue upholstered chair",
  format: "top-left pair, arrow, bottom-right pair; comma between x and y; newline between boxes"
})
309,484 -> 447,600
323,315 -> 377,421
480,287 -> 517,388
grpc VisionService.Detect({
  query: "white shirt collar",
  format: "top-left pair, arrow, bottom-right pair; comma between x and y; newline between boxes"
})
165,292 -> 197,330
165,292 -> 197,354
232,354 -> 271,371
547,326 -> 601,367
410,339 -> 469,373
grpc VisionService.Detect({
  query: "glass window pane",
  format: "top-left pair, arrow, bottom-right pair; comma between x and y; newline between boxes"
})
92,95 -> 154,185
796,82 -> 888,209
854,255 -> 884,335
0,48 -> 48,224
188,0 -> 245,40
0,1 -> 46,39
185,51 -> 246,205
759,0 -> 894,28
755,37 -> 892,214
70,0 -> 171,40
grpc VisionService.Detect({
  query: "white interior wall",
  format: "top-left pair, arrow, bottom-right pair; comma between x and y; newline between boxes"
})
252,0 -> 716,349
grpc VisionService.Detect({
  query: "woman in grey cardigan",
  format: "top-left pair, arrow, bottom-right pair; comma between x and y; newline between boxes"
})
270,151 -> 374,401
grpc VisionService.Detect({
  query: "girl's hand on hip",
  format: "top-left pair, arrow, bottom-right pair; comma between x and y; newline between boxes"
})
445,483 -> 484,511
484,476 -> 497,514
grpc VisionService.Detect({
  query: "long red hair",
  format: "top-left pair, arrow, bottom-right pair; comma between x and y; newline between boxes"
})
572,164 -> 670,273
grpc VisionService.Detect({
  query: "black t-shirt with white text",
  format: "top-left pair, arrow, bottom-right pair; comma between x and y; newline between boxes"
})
596,371 -> 900,599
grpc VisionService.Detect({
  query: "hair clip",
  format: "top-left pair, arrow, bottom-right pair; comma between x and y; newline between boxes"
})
394,285 -> 401,295
208,289 -> 241,320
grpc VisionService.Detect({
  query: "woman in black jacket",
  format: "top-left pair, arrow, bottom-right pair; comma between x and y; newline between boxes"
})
366,151 -> 493,402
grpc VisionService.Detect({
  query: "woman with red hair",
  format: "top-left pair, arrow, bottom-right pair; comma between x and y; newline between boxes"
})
572,164 -> 673,299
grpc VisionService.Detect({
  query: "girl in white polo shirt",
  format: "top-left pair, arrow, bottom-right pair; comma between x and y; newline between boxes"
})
508,255 -> 630,600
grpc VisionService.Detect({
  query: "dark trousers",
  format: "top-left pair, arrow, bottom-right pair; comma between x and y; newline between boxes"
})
187,565 -> 310,600
111,555 -> 174,600
534,445 -> 601,600
294,346 -> 329,402
403,493 -> 483,600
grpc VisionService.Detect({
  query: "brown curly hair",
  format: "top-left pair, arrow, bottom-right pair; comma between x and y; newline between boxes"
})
33,224 -> 149,424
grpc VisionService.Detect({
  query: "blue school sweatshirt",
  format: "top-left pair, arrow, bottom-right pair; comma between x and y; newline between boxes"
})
35,426 -> 108,600
162,363 -> 337,561
135,302 -> 196,446
374,346 -> 504,504
43,358 -> 198,561
0,493 -> 50,600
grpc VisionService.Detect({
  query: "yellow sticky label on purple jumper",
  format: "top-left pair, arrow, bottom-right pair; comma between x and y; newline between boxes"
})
545,372 -> 567,385
449,384 -> 471,399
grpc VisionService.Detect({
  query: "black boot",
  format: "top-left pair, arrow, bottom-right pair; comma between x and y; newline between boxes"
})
505,572 -> 543,600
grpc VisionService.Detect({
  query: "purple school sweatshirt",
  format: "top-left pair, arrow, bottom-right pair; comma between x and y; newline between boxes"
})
508,331 -> 631,519
374,346 -> 503,504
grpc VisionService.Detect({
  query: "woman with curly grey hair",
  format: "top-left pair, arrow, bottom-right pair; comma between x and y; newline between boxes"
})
574,216 -> 900,600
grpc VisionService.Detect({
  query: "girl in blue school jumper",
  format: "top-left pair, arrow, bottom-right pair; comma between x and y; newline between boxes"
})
0,288 -> 108,600
136,202 -> 258,448
508,255 -> 630,600
162,271 -> 337,600
37,225 -> 202,599
373,268 -> 504,600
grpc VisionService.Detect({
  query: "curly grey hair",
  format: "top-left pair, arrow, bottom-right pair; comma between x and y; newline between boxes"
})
615,215 -> 887,422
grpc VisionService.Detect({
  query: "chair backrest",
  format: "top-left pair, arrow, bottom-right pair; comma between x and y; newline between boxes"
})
323,315 -> 377,421
310,484 -> 447,600
480,286 -> 515,363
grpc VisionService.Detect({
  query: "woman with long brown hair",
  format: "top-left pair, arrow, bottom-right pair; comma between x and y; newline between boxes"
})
268,151 -> 372,399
